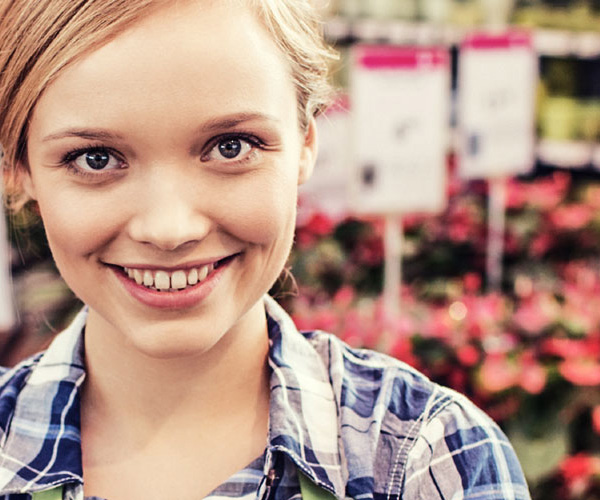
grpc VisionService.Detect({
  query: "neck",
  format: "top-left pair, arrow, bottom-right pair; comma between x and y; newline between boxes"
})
80,303 -> 271,442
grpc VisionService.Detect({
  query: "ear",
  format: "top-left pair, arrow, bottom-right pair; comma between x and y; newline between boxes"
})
297,116 -> 318,186
18,164 -> 37,201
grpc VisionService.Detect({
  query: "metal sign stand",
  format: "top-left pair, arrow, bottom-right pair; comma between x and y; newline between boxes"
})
487,177 -> 507,291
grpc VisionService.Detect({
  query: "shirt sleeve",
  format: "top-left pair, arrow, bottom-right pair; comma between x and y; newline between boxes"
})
400,395 -> 531,500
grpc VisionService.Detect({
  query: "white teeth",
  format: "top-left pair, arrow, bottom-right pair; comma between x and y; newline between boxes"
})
171,270 -> 187,289
133,269 -> 144,285
154,270 -> 170,290
124,262 -> 221,291
187,268 -> 199,285
143,270 -> 154,287
198,265 -> 209,281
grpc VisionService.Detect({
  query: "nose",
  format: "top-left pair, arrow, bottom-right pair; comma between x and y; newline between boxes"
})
126,167 -> 212,251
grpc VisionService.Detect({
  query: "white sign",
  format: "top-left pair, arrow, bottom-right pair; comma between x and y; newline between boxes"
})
299,96 -> 351,219
349,45 -> 450,214
0,202 -> 15,331
458,31 -> 537,179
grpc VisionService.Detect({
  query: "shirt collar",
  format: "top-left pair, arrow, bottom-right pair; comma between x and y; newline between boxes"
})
264,296 -> 346,498
0,297 -> 347,498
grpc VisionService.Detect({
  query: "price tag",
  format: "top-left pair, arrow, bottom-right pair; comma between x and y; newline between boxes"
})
457,31 -> 537,179
349,45 -> 450,214
299,96 -> 351,219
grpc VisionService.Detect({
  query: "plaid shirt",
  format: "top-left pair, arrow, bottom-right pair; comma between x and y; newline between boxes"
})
0,295 -> 530,500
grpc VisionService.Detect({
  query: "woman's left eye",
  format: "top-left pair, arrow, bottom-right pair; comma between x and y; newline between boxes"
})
205,136 -> 257,162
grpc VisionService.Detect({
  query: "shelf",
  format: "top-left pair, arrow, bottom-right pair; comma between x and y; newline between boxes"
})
325,18 -> 600,58
536,139 -> 597,169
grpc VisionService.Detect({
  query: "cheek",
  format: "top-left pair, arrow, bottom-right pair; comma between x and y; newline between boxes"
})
35,187 -> 117,262
216,173 -> 298,247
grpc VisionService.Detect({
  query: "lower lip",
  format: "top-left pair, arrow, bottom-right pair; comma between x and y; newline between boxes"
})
111,258 -> 236,309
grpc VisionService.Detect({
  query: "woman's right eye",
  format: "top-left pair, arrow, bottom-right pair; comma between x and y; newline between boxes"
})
64,147 -> 125,173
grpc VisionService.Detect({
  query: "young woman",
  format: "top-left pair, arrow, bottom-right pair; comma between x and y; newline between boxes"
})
0,1 -> 530,499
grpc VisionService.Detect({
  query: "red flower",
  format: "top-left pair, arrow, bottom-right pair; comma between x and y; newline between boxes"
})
304,212 -> 334,236
353,235 -> 384,266
560,453 -> 600,483
457,344 -> 480,367
463,272 -> 481,294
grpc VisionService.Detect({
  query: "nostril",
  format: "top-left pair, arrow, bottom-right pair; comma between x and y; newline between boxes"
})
127,210 -> 212,250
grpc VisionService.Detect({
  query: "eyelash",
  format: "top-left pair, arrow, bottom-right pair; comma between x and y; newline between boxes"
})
60,143 -> 125,179
59,133 -> 265,178
201,133 -> 265,165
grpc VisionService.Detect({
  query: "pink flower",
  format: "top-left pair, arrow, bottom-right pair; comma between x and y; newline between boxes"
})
512,293 -> 558,336
478,354 -> 519,393
390,337 -> 419,368
559,358 -> 600,386
507,172 -> 570,210
529,233 -> 554,257
333,285 -> 355,309
518,352 -> 547,394
423,307 -> 453,340
542,338 -> 590,359
550,204 -> 593,230
527,175 -> 570,210
506,179 -> 526,209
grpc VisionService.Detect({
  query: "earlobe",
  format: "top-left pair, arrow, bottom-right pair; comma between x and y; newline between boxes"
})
298,117 -> 318,185
18,165 -> 37,201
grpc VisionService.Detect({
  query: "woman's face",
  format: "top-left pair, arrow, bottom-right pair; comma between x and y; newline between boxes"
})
23,0 -> 316,358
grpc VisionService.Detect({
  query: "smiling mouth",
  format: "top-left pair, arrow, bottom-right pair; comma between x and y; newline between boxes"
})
119,254 -> 238,292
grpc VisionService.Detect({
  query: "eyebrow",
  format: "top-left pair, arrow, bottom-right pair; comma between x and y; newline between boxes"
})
42,129 -> 124,142
196,112 -> 281,133
41,113 -> 281,143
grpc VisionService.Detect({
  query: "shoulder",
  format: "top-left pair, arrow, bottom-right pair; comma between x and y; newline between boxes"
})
0,353 -> 44,439
401,393 -> 531,499
301,330 -> 530,500
301,328 -> 454,422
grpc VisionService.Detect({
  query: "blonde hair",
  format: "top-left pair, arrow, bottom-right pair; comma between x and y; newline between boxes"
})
0,0 -> 337,210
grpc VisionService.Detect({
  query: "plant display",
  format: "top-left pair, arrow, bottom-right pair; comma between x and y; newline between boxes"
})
287,165 -> 600,499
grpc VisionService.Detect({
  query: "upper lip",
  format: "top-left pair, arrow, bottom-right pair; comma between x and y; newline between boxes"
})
106,253 -> 240,272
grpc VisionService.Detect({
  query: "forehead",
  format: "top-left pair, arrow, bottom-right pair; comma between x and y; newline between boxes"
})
30,0 -> 296,136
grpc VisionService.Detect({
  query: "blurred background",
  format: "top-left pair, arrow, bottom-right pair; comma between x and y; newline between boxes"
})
1,0 -> 600,498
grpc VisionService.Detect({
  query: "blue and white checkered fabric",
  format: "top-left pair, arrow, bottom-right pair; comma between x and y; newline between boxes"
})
0,296 -> 531,500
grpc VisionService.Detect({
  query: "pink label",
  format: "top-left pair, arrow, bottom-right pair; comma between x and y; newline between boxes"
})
462,30 -> 532,50
355,45 -> 449,70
